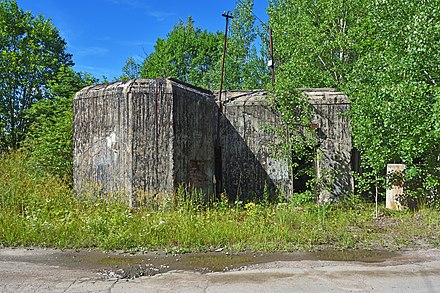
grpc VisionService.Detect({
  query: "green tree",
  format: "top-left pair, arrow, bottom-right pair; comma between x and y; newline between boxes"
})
268,0 -> 366,89
141,17 -> 223,89
119,56 -> 141,81
141,2 -> 269,90
218,0 -> 270,90
269,0 -> 440,202
22,66 -> 97,183
346,0 -> 440,200
0,0 -> 73,150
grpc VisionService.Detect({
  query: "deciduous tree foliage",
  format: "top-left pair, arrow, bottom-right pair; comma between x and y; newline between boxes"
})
119,56 -> 141,81
267,0 -> 367,193
346,0 -> 440,199
222,0 -> 270,90
268,0 -> 366,88
140,0 -> 269,90
141,17 -> 223,89
269,0 -> 440,201
22,66 -> 97,183
0,0 -> 73,150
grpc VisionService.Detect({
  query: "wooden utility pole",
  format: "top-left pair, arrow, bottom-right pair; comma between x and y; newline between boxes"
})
218,11 -> 234,112
215,11 -> 234,197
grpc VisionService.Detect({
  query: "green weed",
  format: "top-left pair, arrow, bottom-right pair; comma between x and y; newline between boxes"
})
0,151 -> 439,252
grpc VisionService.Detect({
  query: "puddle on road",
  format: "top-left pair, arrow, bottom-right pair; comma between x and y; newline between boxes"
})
94,252 -> 262,278
314,249 -> 397,263
6,248 -> 398,279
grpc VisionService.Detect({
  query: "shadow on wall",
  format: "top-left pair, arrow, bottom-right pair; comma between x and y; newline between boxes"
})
219,91 -> 294,201
220,114 -> 278,201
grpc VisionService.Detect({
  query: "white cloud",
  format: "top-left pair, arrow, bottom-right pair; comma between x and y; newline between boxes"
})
74,46 -> 109,57
94,37 -> 153,48
73,64 -> 119,79
108,0 -> 148,9
116,40 -> 154,47
147,10 -> 176,21
107,0 -> 175,21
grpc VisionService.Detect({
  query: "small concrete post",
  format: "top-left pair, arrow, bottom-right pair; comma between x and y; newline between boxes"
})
386,164 -> 406,211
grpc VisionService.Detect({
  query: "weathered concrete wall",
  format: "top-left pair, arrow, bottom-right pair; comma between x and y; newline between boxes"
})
172,80 -> 217,195
130,79 -> 174,198
74,79 -> 216,205
221,91 -> 293,199
74,81 -> 135,199
220,89 -> 354,202
304,88 -> 354,202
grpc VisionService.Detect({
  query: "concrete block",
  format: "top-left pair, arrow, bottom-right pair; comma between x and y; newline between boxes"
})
386,164 -> 406,210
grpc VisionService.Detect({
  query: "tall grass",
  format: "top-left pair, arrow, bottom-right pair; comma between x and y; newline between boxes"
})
1,151 -> 439,252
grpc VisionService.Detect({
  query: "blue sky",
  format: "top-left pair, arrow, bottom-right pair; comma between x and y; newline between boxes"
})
16,0 -> 269,80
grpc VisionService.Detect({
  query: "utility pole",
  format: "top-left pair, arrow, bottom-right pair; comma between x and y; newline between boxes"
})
269,27 -> 275,89
218,11 -> 234,112
215,11 -> 233,198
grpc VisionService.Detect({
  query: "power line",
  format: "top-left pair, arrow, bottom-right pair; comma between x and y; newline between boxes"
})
235,0 -> 270,29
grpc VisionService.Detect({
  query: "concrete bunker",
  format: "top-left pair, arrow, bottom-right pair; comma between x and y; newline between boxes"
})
74,79 -> 354,205
220,89 -> 354,203
73,78 -> 217,205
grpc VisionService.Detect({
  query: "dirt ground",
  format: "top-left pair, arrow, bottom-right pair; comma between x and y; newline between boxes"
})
1,248 -> 439,292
